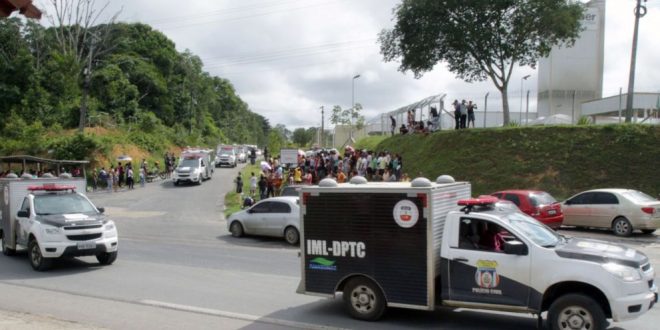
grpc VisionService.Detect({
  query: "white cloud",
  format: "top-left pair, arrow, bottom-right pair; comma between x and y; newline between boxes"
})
70,0 -> 660,128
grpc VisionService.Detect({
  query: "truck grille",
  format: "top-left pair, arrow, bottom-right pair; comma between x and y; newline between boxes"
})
67,233 -> 102,241
64,225 -> 102,230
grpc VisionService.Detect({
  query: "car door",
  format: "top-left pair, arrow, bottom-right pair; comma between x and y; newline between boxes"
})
446,217 -> 531,307
244,201 -> 271,235
563,192 -> 596,226
16,197 -> 31,244
264,201 -> 291,236
591,192 -> 619,228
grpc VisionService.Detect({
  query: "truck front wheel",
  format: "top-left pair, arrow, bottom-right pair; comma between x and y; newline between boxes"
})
96,251 -> 118,265
343,277 -> 386,321
28,239 -> 53,271
547,294 -> 606,330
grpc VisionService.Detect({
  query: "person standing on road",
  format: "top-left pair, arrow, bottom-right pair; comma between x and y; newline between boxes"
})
126,164 -> 134,189
139,166 -> 146,188
111,166 -> 118,193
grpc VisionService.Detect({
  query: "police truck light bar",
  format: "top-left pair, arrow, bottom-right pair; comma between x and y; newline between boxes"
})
28,184 -> 76,191
457,196 -> 499,206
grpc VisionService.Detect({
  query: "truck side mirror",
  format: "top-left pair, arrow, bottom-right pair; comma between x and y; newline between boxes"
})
17,210 -> 29,218
503,240 -> 528,255
97,207 -> 105,214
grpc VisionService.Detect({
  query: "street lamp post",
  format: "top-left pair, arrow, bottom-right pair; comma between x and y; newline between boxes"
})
350,74 -> 361,143
625,0 -> 647,123
519,75 -> 531,123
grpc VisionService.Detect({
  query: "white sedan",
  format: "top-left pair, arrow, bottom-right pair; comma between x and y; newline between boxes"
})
562,189 -> 660,236
227,196 -> 300,245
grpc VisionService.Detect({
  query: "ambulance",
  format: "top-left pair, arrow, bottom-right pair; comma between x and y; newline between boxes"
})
296,176 -> 657,329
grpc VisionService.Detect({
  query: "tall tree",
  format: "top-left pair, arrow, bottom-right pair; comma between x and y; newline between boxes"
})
379,0 -> 584,124
292,127 -> 313,147
47,0 -> 121,132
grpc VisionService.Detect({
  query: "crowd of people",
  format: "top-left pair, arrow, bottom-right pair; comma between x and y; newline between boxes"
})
391,107 -> 441,136
237,147 -> 408,207
92,159 -> 157,192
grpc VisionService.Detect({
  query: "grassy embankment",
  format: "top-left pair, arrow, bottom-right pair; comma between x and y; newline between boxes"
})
371,124 -> 660,199
223,164 -> 262,217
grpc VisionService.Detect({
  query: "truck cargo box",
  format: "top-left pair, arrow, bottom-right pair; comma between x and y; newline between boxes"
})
298,177 -> 470,310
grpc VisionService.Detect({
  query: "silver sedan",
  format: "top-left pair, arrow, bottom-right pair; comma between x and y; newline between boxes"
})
562,189 -> 660,236
227,196 -> 300,245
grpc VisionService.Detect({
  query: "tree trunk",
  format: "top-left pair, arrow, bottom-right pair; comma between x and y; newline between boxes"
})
499,86 -> 510,125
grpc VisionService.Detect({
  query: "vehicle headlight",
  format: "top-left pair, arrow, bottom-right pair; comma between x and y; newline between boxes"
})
105,223 -> 115,231
43,225 -> 61,235
602,263 -> 642,282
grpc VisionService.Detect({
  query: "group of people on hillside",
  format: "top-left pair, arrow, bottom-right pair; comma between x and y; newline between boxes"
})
453,99 -> 477,129
391,107 -> 441,136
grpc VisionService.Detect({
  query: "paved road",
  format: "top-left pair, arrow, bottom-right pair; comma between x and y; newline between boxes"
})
0,168 -> 658,329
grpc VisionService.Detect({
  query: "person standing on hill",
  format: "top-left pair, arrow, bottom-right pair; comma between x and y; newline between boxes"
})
460,100 -> 468,129
390,115 -> 396,136
235,174 -> 243,194
467,100 -> 476,128
250,172 -> 257,196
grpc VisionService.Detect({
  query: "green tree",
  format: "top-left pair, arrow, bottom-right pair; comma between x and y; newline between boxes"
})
329,103 -> 365,129
292,127 -> 313,147
379,0 -> 584,124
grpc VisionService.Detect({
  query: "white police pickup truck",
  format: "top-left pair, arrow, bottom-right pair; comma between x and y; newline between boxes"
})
297,176 -> 657,329
1,179 -> 118,271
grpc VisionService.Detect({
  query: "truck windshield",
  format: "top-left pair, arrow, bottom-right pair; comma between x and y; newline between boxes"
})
34,193 -> 98,215
506,212 -> 561,247
179,158 -> 199,168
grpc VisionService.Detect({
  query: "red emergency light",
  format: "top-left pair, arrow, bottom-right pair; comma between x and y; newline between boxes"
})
28,184 -> 76,192
457,196 -> 499,207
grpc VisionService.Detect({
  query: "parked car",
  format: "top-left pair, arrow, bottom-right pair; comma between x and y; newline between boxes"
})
227,196 -> 300,245
490,190 -> 563,229
562,189 -> 660,236
280,185 -> 301,197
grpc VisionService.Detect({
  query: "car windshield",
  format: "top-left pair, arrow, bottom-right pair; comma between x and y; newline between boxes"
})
506,212 -> 561,247
34,193 -> 98,215
529,192 -> 557,207
179,158 -> 199,168
622,190 -> 656,203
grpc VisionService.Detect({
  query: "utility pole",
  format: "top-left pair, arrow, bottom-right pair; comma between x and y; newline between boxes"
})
483,92 -> 489,128
525,90 -> 530,125
320,106 -> 325,147
625,0 -> 647,123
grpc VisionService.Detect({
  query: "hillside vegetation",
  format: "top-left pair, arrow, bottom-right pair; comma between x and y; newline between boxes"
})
373,125 -> 660,199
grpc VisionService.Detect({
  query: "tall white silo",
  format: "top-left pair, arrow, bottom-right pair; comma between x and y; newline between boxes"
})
537,0 -> 606,120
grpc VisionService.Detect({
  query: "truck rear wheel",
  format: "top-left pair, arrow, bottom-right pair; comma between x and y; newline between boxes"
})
547,294 -> 606,330
96,251 -> 118,265
28,239 -> 53,271
343,277 -> 386,321
1,231 -> 16,256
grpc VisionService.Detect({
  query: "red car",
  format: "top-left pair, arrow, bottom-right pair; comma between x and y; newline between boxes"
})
490,190 -> 564,229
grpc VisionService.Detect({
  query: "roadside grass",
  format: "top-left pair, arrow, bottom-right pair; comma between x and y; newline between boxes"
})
223,163 -> 262,218
373,125 -> 660,200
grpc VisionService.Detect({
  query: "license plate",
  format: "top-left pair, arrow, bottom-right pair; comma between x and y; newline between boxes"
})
547,210 -> 557,215
77,241 -> 96,250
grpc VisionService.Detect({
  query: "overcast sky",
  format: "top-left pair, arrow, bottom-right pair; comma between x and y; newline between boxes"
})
39,0 -> 660,129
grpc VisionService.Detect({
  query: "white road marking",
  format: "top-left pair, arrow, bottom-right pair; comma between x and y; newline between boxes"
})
140,299 -> 346,330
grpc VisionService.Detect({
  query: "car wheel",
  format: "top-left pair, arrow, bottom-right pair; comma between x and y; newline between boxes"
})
547,294 -> 606,330
343,277 -> 386,321
284,226 -> 299,245
28,239 -> 53,271
612,217 -> 633,237
641,229 -> 656,235
230,221 -> 244,237
96,251 -> 118,265
1,231 -> 16,256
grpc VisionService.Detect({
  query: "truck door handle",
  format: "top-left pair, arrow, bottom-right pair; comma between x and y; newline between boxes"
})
453,257 -> 469,263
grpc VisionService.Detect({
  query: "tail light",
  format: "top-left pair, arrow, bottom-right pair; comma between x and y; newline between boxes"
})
641,207 -> 655,215
531,207 -> 541,217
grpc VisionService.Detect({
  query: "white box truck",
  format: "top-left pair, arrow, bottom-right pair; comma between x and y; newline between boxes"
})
297,176 -> 657,329
1,175 -> 119,271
